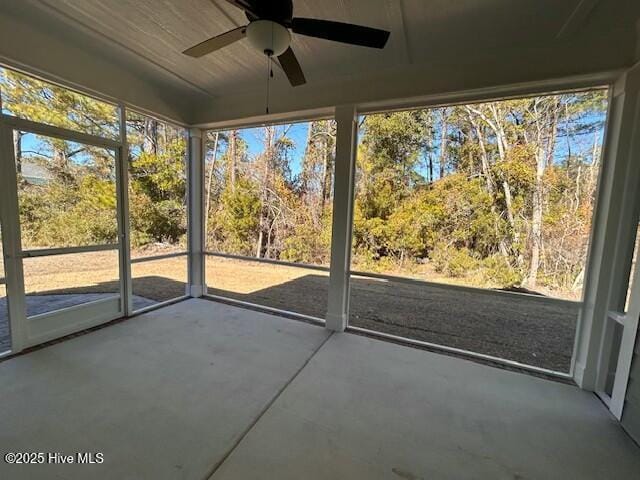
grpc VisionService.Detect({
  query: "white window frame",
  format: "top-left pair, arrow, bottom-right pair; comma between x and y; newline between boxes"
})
0,63 -> 193,353
122,107 -> 191,313
0,115 -> 125,348
200,115 -> 335,324
5,54 -> 639,404
585,63 -> 640,417
197,76 -> 621,381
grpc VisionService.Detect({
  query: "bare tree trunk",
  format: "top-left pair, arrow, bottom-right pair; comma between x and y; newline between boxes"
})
143,118 -> 158,154
320,123 -> 330,210
228,130 -> 238,192
439,109 -> 448,179
13,130 -> 22,174
574,164 -> 582,213
255,230 -> 263,258
53,147 -> 68,172
204,132 -> 220,242
588,129 -> 600,198
469,105 -> 518,246
423,125 -> 433,183
256,126 -> 274,258
527,98 -> 557,288
528,146 -> 545,288
301,122 -> 314,197
471,119 -> 495,194
502,180 -> 516,231
160,124 -> 167,155
466,111 -> 510,260
545,99 -> 559,168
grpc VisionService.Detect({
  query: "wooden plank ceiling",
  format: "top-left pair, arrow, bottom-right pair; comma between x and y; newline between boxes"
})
34,0 -> 583,98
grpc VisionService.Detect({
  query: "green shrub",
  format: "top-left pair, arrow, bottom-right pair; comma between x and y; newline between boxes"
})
431,243 -> 478,278
481,255 -> 523,287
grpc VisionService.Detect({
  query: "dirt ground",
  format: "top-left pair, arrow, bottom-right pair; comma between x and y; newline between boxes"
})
0,252 -> 578,372
206,257 -> 578,372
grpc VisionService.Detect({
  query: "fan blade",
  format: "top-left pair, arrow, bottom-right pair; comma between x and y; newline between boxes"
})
277,47 -> 306,87
221,0 -> 258,17
183,26 -> 246,57
291,18 -> 390,49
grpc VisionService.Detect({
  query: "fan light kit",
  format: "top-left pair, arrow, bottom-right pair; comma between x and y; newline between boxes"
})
183,0 -> 390,112
246,20 -> 291,57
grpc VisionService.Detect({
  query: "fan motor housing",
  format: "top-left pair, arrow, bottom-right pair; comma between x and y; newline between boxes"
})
245,0 -> 293,24
246,20 -> 291,57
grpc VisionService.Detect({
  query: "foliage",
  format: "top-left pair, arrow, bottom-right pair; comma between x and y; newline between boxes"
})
209,177 -> 262,256
128,136 -> 188,247
1,68 -> 119,138
18,171 -> 118,247
481,255 -> 523,287
1,67 -> 188,251
349,92 -> 607,297
431,244 -> 478,278
1,65 -> 608,299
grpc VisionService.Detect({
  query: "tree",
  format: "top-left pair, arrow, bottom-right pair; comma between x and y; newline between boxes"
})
4,60 -> 608,298
126,111 -> 188,247
350,91 -> 606,296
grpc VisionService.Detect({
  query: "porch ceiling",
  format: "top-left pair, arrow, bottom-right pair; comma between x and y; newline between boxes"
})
1,1 -> 639,124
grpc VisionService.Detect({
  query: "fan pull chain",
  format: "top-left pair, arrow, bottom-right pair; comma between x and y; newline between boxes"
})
265,53 -> 271,114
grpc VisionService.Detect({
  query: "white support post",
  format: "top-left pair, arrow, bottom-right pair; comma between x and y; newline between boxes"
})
0,124 -> 27,352
188,128 -> 206,297
117,105 -> 133,316
326,105 -> 357,332
574,64 -> 640,390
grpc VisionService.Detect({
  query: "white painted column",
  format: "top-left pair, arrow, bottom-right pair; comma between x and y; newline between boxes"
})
0,124 -> 27,352
117,106 -> 133,316
188,128 -> 206,297
326,105 -> 357,332
574,64 -> 640,390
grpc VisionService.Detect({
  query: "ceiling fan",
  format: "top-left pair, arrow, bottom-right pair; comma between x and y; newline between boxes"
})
183,0 -> 391,87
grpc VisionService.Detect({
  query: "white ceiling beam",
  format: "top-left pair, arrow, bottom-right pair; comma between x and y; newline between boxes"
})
557,0 -> 600,39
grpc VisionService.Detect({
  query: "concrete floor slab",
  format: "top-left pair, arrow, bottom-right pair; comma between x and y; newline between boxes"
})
0,298 -> 330,480
211,333 -> 640,480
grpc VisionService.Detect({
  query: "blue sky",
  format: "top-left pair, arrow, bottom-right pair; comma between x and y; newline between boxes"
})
226,107 -> 606,181
18,133 -> 116,173
16,106 -> 607,180
222,122 -> 310,177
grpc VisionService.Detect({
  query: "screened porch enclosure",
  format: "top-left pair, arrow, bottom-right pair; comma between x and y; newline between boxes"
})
1,1 -> 640,476
0,62 -> 630,377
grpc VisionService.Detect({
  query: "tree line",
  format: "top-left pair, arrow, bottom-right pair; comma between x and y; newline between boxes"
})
205,121 -> 335,263
1,67 -> 606,298
1,68 -> 187,252
205,91 -> 606,298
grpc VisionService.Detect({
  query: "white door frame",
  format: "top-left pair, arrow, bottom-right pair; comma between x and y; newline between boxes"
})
0,113 -> 127,351
573,62 -> 640,391
588,62 -> 640,416
0,123 -> 27,352
607,240 -> 640,419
